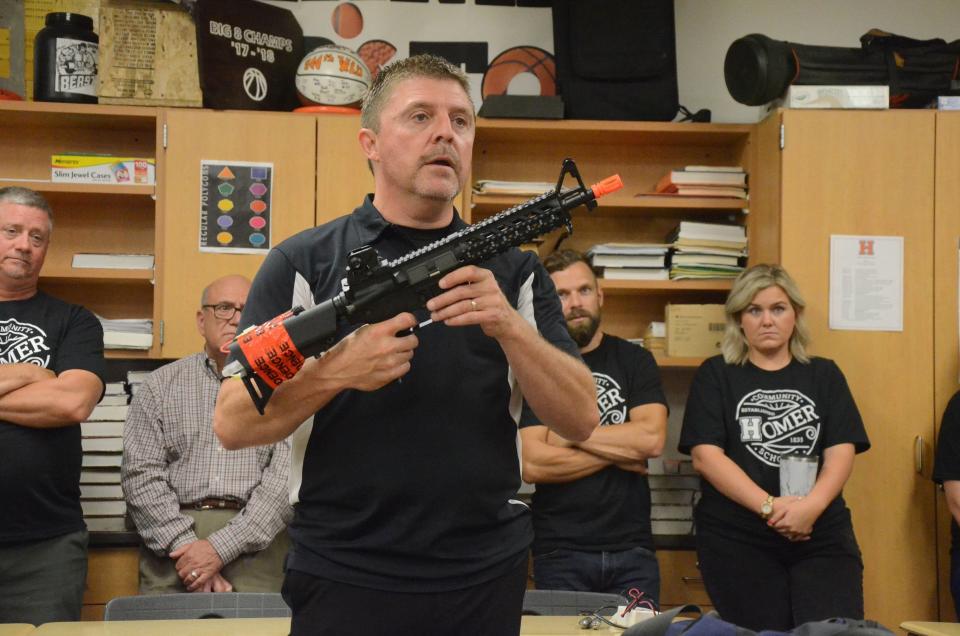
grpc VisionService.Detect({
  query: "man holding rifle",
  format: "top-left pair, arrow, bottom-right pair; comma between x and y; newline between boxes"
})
214,54 -> 598,636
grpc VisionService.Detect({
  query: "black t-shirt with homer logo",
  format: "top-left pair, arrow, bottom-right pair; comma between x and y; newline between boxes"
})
0,292 -> 105,543
523,334 -> 667,554
679,355 -> 869,542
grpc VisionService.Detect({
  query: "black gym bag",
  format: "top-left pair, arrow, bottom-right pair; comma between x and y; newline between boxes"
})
724,29 -> 960,107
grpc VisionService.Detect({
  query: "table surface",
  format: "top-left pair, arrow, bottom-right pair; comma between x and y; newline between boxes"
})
901,622 -> 960,636
0,627 -> 35,636
30,615 -> 595,635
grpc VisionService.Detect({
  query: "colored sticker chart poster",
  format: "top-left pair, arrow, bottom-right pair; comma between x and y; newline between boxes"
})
199,160 -> 273,254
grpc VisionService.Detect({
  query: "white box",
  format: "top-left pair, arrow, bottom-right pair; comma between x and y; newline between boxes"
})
783,85 -> 889,109
937,96 -> 960,110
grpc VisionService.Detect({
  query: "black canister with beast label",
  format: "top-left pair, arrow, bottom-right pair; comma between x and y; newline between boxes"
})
33,12 -> 99,103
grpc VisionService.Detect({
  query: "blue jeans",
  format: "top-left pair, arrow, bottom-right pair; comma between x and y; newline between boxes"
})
532,546 -> 660,605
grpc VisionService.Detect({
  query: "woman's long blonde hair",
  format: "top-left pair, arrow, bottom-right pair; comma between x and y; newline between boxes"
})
721,264 -> 811,365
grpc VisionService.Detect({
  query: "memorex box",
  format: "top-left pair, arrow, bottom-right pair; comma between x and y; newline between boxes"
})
52,154 -> 156,185
665,304 -> 726,358
784,85 -> 889,109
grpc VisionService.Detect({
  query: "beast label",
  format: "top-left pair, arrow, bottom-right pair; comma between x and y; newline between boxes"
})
736,389 -> 819,466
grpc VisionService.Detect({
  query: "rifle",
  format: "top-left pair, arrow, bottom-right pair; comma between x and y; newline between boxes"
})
222,158 -> 622,414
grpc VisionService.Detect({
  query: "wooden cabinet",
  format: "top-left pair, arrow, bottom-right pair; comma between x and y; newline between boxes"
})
469,118 -> 753,368
82,547 -> 139,621
934,112 -> 960,622
752,109 -> 938,628
157,109 -> 317,358
0,101 -> 160,358
657,549 -> 712,610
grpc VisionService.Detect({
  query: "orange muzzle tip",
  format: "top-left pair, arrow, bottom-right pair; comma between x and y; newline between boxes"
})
591,174 -> 624,199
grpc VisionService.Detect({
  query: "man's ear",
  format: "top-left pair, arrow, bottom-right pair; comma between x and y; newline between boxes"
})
597,284 -> 604,309
358,127 -> 379,162
196,310 -> 205,339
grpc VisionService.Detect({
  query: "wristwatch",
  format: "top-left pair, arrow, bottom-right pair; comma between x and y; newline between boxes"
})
759,494 -> 774,520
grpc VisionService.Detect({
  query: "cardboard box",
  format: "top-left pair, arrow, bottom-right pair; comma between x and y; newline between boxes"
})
665,304 -> 726,358
52,154 -> 155,185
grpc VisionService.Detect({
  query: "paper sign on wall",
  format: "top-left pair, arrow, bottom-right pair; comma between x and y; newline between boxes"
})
828,235 -> 903,332
199,160 -> 273,254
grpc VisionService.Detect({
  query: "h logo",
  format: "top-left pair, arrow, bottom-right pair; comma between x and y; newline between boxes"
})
739,416 -> 763,442
858,240 -> 875,256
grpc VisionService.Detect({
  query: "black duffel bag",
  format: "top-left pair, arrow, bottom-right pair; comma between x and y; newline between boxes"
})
724,29 -> 960,107
552,0 -> 679,121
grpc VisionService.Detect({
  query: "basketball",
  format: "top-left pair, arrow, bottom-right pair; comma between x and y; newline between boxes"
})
331,3 -> 363,39
481,46 -> 557,98
295,45 -> 372,107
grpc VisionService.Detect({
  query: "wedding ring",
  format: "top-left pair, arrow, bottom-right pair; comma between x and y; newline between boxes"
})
470,299 -> 478,311
190,570 -> 198,579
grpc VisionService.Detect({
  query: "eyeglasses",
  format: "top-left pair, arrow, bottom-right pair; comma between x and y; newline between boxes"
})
202,303 -> 244,320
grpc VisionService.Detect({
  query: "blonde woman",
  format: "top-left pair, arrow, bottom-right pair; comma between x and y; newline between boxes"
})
678,264 -> 869,631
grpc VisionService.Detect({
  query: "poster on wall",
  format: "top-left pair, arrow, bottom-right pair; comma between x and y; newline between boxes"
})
199,160 -> 273,254
828,234 -> 904,332
262,0 -> 555,109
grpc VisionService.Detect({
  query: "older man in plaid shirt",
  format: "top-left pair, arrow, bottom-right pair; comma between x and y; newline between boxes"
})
122,274 -> 291,593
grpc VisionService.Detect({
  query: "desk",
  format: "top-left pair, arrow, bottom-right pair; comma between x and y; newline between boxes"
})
901,622 -> 960,636
0,627 -> 35,636
31,615 -> 589,635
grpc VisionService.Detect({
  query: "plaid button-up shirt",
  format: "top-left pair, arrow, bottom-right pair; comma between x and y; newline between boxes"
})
121,352 -> 292,563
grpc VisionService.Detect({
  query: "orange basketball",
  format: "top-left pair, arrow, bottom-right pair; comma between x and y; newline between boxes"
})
331,2 -> 363,39
358,39 -> 398,81
482,46 -> 557,98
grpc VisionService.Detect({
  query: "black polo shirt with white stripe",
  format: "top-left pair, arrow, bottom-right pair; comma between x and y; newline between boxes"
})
235,195 -> 578,592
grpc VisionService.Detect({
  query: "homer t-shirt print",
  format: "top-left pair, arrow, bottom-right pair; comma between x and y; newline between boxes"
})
594,372 -> 627,425
737,389 -> 820,466
0,318 -> 50,367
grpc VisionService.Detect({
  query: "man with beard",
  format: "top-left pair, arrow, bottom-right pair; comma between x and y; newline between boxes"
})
520,249 -> 668,602
213,55 -> 598,635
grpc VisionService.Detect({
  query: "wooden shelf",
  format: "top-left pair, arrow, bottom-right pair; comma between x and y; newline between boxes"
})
104,349 -> 153,359
0,179 -> 155,196
41,268 -> 154,282
600,279 -> 734,294
0,100 -> 158,130
477,118 -> 752,146
470,192 -> 748,218
653,354 -> 708,369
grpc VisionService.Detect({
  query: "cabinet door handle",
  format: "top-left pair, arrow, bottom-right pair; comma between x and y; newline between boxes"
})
915,435 -> 924,474
681,576 -> 703,584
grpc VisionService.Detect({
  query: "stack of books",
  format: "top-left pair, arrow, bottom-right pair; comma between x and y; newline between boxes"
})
667,221 -> 747,280
587,243 -> 670,281
647,463 -> 700,536
126,370 -> 151,397
80,381 -> 129,532
96,314 -> 153,350
654,166 -> 748,199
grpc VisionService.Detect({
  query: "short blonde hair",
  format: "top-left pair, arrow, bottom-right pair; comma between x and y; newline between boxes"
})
360,54 -> 472,133
721,264 -> 811,365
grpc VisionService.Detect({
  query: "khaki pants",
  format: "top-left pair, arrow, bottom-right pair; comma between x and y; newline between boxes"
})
139,509 -> 289,594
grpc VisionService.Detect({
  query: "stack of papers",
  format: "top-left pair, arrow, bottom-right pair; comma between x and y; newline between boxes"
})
80,380 -> 129,532
96,315 -> 153,350
72,253 -> 155,270
666,222 -> 747,280
653,166 -> 748,199
472,180 -> 560,196
587,243 -> 670,281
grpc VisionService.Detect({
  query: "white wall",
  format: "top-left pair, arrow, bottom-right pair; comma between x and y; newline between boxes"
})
676,0 -> 960,123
